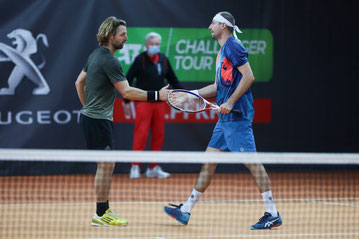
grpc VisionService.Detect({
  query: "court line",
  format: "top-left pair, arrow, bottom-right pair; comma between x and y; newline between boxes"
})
1,197 -> 358,207
84,232 -> 359,239
303,199 -> 359,207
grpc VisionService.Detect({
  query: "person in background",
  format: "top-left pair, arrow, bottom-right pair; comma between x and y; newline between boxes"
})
124,32 -> 182,179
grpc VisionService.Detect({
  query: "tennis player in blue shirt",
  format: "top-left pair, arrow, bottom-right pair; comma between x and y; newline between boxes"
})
164,11 -> 282,230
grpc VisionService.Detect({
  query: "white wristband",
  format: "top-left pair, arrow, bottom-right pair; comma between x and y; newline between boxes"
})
190,90 -> 199,96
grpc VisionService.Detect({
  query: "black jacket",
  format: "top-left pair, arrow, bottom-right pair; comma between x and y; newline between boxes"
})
124,52 -> 182,103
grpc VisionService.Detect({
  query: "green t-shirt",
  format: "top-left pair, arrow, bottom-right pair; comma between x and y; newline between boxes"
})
81,47 -> 126,121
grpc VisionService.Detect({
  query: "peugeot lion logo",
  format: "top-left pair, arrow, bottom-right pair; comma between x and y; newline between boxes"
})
0,28 -> 50,95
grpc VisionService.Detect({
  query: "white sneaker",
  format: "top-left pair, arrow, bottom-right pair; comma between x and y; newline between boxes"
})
130,165 -> 140,179
145,166 -> 170,178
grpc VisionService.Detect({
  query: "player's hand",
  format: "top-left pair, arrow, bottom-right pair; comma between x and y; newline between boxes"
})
159,84 -> 170,101
170,91 -> 189,105
219,101 -> 233,114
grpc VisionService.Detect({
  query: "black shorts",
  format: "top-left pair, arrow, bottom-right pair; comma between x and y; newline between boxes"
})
80,114 -> 114,150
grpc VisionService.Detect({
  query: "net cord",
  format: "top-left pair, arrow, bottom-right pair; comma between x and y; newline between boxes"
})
0,149 -> 358,164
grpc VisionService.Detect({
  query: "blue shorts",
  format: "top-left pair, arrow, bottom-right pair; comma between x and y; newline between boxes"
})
208,120 -> 257,152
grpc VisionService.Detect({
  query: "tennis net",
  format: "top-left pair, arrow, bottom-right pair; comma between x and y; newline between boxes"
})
0,149 -> 358,239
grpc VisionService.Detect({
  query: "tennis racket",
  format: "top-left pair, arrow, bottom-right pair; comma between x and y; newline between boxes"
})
167,89 -> 243,116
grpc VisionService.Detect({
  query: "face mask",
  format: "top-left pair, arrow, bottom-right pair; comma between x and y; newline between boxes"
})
147,45 -> 160,56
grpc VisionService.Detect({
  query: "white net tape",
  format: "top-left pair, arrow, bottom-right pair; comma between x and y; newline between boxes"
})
0,149 -> 358,164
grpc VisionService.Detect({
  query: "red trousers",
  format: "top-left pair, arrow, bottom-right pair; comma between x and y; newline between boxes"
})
131,101 -> 165,168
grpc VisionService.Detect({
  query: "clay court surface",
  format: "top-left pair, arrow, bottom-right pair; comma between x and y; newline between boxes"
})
1,172 -> 358,238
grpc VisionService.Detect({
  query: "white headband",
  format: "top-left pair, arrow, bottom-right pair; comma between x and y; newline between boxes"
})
213,14 -> 242,39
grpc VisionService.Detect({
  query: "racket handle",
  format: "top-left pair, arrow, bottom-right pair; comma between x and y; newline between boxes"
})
230,109 -> 243,116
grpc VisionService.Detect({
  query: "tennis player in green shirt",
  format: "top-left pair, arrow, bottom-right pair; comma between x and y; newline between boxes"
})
75,16 -> 169,227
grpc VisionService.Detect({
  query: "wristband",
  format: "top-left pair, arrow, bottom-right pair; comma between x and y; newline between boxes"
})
147,91 -> 159,102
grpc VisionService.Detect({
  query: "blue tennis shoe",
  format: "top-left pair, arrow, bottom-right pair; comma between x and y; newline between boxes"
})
164,203 -> 190,225
250,212 -> 282,230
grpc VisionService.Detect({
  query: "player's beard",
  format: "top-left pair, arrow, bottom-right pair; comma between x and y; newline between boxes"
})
210,31 -> 218,40
112,41 -> 124,50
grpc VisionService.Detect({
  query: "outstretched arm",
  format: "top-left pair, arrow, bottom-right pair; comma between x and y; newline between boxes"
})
197,81 -> 217,98
114,81 -> 170,101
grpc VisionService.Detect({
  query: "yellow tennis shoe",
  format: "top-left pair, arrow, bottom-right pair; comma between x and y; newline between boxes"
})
91,209 -> 128,227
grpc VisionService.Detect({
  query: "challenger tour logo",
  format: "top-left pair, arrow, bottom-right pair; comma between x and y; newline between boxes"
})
115,27 -> 273,83
0,29 -> 80,125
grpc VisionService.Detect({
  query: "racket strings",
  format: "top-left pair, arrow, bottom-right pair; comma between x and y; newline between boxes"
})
168,92 -> 205,112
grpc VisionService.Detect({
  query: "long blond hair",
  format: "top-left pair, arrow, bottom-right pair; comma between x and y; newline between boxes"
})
96,16 -> 126,46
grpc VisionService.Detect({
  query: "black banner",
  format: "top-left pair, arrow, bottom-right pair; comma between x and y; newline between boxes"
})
1,0 -> 358,156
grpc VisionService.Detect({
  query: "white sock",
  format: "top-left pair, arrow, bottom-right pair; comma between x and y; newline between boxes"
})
261,190 -> 278,217
180,189 -> 202,213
